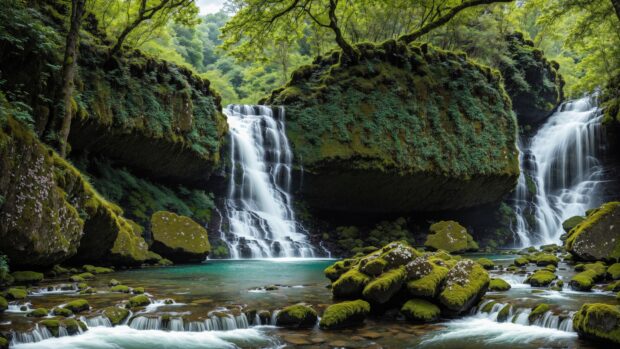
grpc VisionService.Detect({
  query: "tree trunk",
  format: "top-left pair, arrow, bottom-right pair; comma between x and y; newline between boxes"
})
59,0 -> 86,157
612,0 -> 620,22
328,0 -> 358,63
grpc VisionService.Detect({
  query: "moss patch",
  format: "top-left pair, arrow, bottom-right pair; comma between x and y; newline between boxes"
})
573,303 -> 620,344
150,211 -> 210,262
362,266 -> 407,304
526,270 -> 557,287
489,278 -> 511,291
103,306 -> 129,326
566,202 -> 620,262
64,299 -> 89,313
319,300 -> 370,329
401,298 -> 441,322
275,304 -> 317,329
424,221 -> 478,253
438,260 -> 490,315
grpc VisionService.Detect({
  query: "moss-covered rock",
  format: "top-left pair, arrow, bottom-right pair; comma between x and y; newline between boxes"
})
424,221 -> 478,253
110,285 -> 131,293
83,265 -> 113,274
150,211 -> 210,262
525,269 -> 557,287
275,304 -> 318,329
438,260 -> 489,315
570,263 -> 607,291
27,308 -> 49,317
64,299 -> 89,313
563,216 -> 585,233
406,258 -> 449,298
11,271 -> 44,285
489,278 -> 511,291
362,266 -> 407,304
573,303 -> 620,344
528,303 -> 550,323
127,294 -> 151,308
530,253 -> 559,266
103,306 -> 130,326
324,260 -> 354,282
332,269 -> 370,298
498,304 -> 511,322
499,32 -> 563,127
319,300 -> 370,329
565,202 -> 620,262
264,40 -> 519,213
40,319 -> 61,337
401,299 -> 441,322
514,257 -> 529,267
476,258 -> 495,270
0,296 -> 7,312
52,307 -> 73,317
608,263 -> 620,280
5,287 -> 27,300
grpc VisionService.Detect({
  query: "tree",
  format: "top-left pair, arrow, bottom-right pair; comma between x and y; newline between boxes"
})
612,0 -> 620,22
59,0 -> 87,157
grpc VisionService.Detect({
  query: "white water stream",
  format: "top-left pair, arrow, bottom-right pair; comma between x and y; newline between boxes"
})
512,97 -> 605,246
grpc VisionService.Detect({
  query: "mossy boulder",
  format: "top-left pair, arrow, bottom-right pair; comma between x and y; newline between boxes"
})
0,296 -> 7,312
63,299 -> 89,313
275,304 -> 318,329
110,285 -> 131,293
40,319 -> 61,337
498,304 -> 512,322
264,40 -> 519,213
27,308 -> 49,317
52,307 -> 73,317
401,299 -> 441,322
150,211 -> 211,262
489,278 -> 511,291
406,258 -> 449,298
565,202 -> 620,262
528,303 -> 550,323
608,263 -> 620,280
563,216 -> 585,233
476,258 -> 495,270
526,269 -> 557,287
5,287 -> 27,300
362,266 -> 407,304
324,259 -> 355,282
332,269 -> 370,298
530,253 -> 559,266
438,260 -> 490,315
319,300 -> 370,329
103,306 -> 130,326
424,221 -> 478,253
514,257 -> 529,266
499,32 -> 563,127
83,265 -> 113,274
127,294 -> 151,308
11,271 -> 44,285
573,303 -> 620,344
570,263 -> 607,291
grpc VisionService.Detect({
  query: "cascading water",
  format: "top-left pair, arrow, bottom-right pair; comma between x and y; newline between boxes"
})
222,105 -> 315,258
512,96 -> 605,246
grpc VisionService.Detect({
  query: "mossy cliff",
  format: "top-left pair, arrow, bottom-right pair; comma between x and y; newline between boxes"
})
264,40 -> 519,213
565,202 -> 620,262
499,33 -> 564,127
0,117 -> 152,267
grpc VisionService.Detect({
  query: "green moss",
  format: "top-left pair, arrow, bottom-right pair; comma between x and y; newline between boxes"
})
563,216 -> 585,233
608,263 -> 620,280
531,253 -> 559,266
110,285 -> 131,293
6,288 -> 27,300
0,337 -> 7,349
332,269 -> 370,299
40,319 -> 60,337
325,260 -> 353,282
83,265 -> 113,274
74,272 -> 95,280
498,304 -> 511,322
128,294 -> 150,308
64,299 -> 89,313
528,303 -> 550,322
424,221 -> 478,253
481,301 -> 497,313
406,262 -> 449,298
476,258 -> 495,270
566,202 -> 620,261
570,265 -> 606,291
133,287 -> 145,294
514,257 -> 529,266
319,300 -> 371,329
360,257 -> 387,276
103,306 -> 130,326
0,296 -> 7,312
11,271 -> 44,284
526,269 -> 557,287
362,266 -> 407,304
27,308 -> 49,317
438,260 -> 490,314
489,278 -> 511,291
401,298 -> 441,322
573,303 -> 620,344
275,304 -> 318,328
150,211 -> 210,261
52,307 -> 73,317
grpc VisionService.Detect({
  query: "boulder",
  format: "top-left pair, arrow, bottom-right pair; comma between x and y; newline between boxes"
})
438,260 -> 489,315
275,304 -> 318,329
526,269 -> 557,287
570,262 -> 607,291
489,278 -> 511,291
362,266 -> 407,304
406,257 -> 449,298
264,40 -> 519,213
150,211 -> 211,263
563,216 -> 585,233
319,300 -> 370,329
573,303 -> 620,344
401,299 -> 441,322
499,32 -> 564,127
11,271 -> 43,285
332,269 -> 371,299
103,306 -> 130,326
608,263 -> 620,280
63,299 -> 89,313
528,303 -> 550,323
565,202 -> 620,262
127,295 -> 151,308
424,221 -> 478,253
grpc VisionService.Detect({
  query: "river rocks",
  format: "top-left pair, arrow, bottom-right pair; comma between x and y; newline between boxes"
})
526,269 -> 557,287
563,216 -> 585,233
0,117 -> 153,267
127,295 -> 151,308
150,211 -> 211,263
528,303 -> 550,322
64,299 -> 90,313
608,263 -> 620,280
11,271 -> 43,285
319,300 -> 371,329
565,201 -> 620,262
499,32 -> 564,127
489,278 -> 511,291
103,306 -> 130,326
332,269 -> 371,299
438,260 -> 489,315
52,307 -> 73,317
570,262 -> 607,291
264,40 -> 519,213
530,253 -> 559,266
424,221 -> 478,253
406,258 -> 449,298
0,297 -> 7,312
275,304 -> 318,328
362,266 -> 407,304
401,299 -> 441,322
573,303 -> 620,344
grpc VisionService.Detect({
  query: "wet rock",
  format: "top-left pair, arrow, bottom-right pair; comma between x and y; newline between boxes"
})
319,300 -> 370,329
424,221 -> 478,253
401,298 -> 441,322
566,202 -> 620,262
127,295 -> 151,308
489,278 -> 511,291
64,299 -> 90,313
150,211 -> 211,263
525,270 -> 557,287
438,260 -> 489,315
103,306 -> 129,326
573,303 -> 620,344
275,304 -> 317,329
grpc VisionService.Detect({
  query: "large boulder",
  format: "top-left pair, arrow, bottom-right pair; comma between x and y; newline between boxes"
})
499,32 -> 564,127
0,117 -> 151,268
319,300 -> 371,329
275,304 -> 318,329
424,221 -> 478,253
573,303 -> 620,344
565,202 -> 620,262
438,260 -> 489,316
150,211 -> 211,262
264,40 -> 519,213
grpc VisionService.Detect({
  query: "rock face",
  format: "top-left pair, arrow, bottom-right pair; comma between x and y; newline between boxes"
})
150,211 -> 211,262
424,221 -> 478,253
499,32 -> 564,127
324,241 -> 489,319
0,118 -> 151,268
573,303 -> 620,344
565,202 -> 620,262
264,40 -> 519,213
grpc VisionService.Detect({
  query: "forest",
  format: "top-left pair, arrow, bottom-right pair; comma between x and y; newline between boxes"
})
0,0 -> 620,348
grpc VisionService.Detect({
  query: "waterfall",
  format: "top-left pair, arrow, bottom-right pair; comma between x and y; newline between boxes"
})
222,105 -> 316,258
512,96 -> 605,246
474,300 -> 574,332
